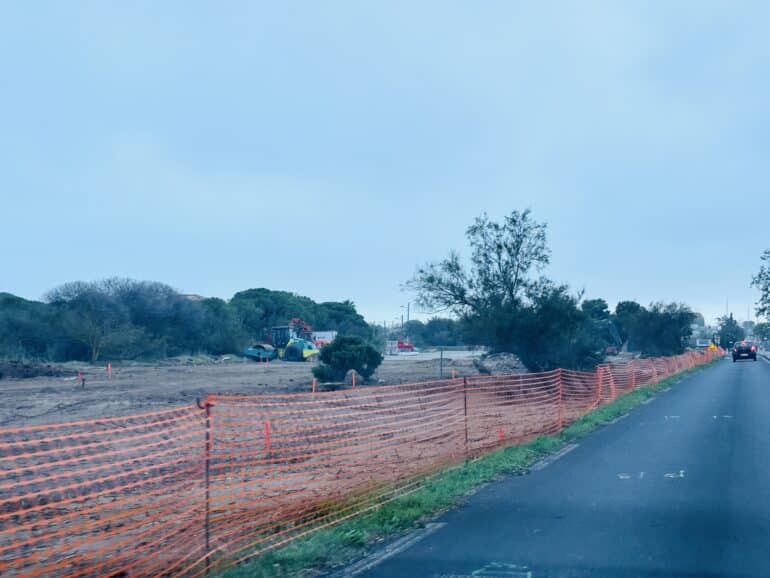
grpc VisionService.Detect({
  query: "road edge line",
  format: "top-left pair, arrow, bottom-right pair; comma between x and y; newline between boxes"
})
331,522 -> 447,577
530,443 -> 579,471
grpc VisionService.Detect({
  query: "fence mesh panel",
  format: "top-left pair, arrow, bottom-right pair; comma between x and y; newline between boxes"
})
0,349 -> 720,576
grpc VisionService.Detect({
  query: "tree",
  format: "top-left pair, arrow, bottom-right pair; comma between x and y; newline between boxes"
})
314,301 -> 370,338
692,312 -> 706,327
718,314 -> 745,349
0,293 -> 56,359
107,279 -> 207,356
514,285 -> 610,371
613,301 -> 696,356
754,322 -> 770,342
582,298 -> 610,321
644,302 -> 696,356
408,210 -> 612,370
2,280 -> 378,363
200,298 -> 249,355
752,249 -> 770,319
44,278 -> 213,361
402,320 -> 426,346
230,288 -> 316,342
46,282 -> 138,362
423,317 -> 464,346
230,288 -> 370,341
312,336 -> 383,382
613,301 -> 645,345
409,209 -> 550,314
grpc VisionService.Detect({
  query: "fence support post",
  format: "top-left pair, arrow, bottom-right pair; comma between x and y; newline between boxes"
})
263,420 -> 272,454
462,377 -> 469,458
630,361 -> 637,390
557,369 -> 564,431
596,366 -> 603,405
197,395 -> 215,577
608,366 -> 617,400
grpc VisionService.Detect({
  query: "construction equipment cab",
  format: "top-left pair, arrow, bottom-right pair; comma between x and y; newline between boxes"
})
271,318 -> 318,361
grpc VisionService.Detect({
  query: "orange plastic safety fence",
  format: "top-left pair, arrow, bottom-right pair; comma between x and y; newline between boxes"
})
0,406 -> 206,577
0,349 -> 721,576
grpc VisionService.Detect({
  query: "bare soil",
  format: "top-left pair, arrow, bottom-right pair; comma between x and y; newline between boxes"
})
0,351 -> 487,427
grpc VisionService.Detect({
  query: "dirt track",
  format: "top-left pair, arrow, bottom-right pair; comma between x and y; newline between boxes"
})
0,351 -> 485,427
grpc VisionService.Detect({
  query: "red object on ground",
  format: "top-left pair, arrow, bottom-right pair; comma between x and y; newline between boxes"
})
397,340 -> 414,352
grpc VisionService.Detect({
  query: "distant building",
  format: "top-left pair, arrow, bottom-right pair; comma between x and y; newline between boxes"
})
312,331 -> 337,344
183,294 -> 205,301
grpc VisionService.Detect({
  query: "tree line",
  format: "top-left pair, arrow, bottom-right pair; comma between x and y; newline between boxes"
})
409,209 -> 700,371
4,210 -> 739,371
0,281 -> 371,362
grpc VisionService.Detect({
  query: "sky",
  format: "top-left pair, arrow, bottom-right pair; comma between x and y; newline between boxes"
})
1,1 -> 769,327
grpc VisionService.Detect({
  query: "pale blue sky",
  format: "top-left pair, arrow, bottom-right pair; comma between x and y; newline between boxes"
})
1,1 -> 768,325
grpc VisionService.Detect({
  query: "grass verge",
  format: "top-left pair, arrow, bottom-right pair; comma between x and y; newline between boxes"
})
220,360 -> 719,578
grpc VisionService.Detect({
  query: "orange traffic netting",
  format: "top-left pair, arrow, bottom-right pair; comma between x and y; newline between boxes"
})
0,349 -> 721,576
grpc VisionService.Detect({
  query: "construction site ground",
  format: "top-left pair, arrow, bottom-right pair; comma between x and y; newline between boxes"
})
0,350 -> 496,427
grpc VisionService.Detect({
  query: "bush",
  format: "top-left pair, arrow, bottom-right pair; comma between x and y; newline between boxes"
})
312,336 -> 383,383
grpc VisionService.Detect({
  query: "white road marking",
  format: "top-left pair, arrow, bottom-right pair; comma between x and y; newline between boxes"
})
639,471 -> 645,479
617,473 -> 631,480
664,415 -> 680,420
335,522 -> 446,577
530,443 -> 579,471
664,469 -> 686,479
607,413 -> 629,425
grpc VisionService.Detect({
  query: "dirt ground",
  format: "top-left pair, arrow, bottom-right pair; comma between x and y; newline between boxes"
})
0,350 -> 488,427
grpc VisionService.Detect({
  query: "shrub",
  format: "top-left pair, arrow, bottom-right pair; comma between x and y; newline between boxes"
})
312,336 -> 383,383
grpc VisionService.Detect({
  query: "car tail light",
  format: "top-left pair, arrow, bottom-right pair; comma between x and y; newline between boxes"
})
733,348 -> 738,353
751,345 -> 757,352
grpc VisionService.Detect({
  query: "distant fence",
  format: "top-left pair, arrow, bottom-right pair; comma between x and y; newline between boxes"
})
0,349 -> 721,576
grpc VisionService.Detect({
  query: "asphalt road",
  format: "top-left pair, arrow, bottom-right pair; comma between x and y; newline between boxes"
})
358,356 -> 770,578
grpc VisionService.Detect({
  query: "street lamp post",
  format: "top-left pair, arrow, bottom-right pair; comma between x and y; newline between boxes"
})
400,302 -> 410,340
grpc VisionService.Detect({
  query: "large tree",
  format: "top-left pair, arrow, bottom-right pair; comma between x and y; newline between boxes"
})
230,289 -> 369,341
613,301 -> 696,356
46,281 -> 140,362
408,210 -> 609,370
0,293 -> 56,359
718,314 -> 745,349
409,209 -> 550,315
